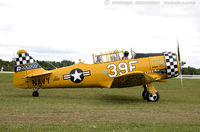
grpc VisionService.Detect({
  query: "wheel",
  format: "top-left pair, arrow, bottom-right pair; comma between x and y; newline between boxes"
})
146,92 -> 159,102
142,90 -> 148,100
32,91 -> 39,97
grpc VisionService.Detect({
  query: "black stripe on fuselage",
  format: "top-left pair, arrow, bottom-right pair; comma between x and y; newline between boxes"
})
134,53 -> 164,59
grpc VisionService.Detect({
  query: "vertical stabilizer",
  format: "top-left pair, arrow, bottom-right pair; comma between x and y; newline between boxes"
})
13,49 -> 46,88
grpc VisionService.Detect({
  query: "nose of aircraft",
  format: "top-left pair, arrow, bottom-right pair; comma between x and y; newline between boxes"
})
163,52 -> 179,79
163,42 -> 186,79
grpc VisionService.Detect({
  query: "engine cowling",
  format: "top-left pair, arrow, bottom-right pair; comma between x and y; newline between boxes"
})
163,52 -> 179,79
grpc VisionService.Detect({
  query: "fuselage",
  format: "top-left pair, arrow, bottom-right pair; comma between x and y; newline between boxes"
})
14,53 -> 180,89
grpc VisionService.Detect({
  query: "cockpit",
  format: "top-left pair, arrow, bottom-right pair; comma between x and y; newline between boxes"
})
92,49 -> 136,64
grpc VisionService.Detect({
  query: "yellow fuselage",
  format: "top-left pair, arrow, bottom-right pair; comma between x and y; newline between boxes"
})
13,55 -> 180,89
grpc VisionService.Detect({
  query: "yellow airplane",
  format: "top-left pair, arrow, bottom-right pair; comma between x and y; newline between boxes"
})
13,46 -> 185,102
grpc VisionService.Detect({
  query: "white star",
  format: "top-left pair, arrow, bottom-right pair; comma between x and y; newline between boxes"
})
71,70 -> 82,82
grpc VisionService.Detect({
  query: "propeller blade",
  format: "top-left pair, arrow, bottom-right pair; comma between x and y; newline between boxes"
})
177,40 -> 181,61
180,66 -> 183,88
177,40 -> 183,88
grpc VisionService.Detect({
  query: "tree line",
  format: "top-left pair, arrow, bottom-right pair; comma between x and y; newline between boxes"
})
0,59 -> 75,71
182,66 -> 200,75
0,58 -> 199,75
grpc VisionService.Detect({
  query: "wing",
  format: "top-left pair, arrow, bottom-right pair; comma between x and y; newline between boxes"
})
110,71 -> 162,88
24,71 -> 52,78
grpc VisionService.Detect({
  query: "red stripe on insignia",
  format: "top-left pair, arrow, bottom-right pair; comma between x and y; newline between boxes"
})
83,71 -> 90,76
83,74 -> 90,76
63,74 -> 70,80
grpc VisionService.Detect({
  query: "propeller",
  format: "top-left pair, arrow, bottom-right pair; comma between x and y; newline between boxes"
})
177,40 -> 184,88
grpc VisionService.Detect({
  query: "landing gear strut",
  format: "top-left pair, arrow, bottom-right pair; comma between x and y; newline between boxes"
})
32,88 -> 39,97
142,84 -> 159,102
142,85 -> 148,100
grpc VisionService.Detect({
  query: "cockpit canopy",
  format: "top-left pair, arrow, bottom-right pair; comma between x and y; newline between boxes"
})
92,49 -> 136,64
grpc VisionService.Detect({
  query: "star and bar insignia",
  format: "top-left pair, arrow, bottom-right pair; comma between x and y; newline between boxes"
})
63,68 -> 91,83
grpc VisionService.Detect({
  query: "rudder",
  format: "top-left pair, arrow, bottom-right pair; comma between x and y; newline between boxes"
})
13,49 -> 46,88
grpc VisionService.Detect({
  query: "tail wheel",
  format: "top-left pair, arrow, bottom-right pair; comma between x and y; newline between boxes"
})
32,91 -> 39,97
147,92 -> 159,102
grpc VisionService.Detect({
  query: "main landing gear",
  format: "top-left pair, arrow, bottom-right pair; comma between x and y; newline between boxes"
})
142,84 -> 159,102
32,88 -> 39,97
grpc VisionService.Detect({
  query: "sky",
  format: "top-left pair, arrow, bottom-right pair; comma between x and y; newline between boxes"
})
0,0 -> 200,68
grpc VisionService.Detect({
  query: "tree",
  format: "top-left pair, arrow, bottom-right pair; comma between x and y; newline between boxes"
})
0,58 -> 75,71
182,66 -> 200,75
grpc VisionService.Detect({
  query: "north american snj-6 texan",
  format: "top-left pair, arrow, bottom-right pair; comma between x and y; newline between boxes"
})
13,43 -> 185,102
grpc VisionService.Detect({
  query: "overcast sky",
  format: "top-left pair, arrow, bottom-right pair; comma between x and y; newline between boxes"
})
0,0 -> 199,68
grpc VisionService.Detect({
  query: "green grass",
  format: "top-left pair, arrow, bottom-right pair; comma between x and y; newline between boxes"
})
0,73 -> 200,131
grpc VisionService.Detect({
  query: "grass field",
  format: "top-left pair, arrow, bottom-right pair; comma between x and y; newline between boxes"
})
0,73 -> 199,132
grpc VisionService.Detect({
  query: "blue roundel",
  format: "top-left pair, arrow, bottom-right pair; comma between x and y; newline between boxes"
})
70,68 -> 84,83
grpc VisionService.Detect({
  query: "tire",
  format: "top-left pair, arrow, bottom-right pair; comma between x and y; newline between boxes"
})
147,92 -> 159,102
32,91 -> 39,97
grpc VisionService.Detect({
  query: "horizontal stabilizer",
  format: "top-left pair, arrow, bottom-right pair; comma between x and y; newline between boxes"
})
24,71 -> 52,78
